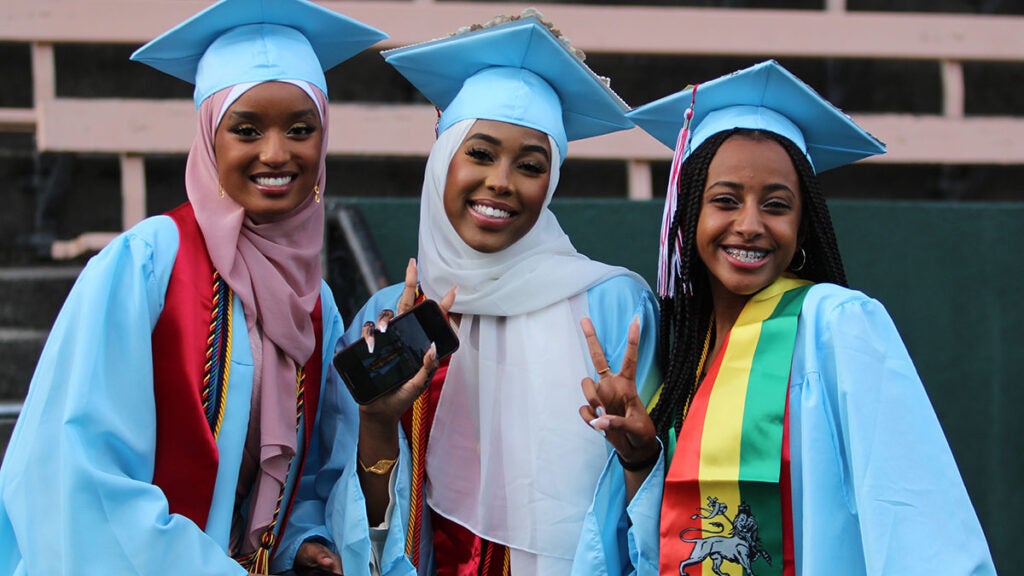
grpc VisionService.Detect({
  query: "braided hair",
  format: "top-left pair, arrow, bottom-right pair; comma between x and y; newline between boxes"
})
649,128 -> 848,443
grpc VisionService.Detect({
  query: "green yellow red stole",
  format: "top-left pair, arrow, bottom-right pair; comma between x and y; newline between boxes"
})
659,276 -> 811,576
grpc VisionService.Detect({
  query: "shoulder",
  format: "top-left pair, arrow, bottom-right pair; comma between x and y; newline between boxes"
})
802,283 -> 892,325
799,282 -> 905,358
586,273 -> 659,347
586,273 -> 656,315
114,215 -> 180,258
79,215 -> 179,285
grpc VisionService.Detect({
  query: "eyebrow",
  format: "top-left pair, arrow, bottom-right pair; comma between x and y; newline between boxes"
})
466,132 -> 551,162
226,108 -> 319,122
707,180 -> 797,195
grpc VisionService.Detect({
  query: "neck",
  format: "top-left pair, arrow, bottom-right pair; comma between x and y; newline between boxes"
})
709,285 -> 749,347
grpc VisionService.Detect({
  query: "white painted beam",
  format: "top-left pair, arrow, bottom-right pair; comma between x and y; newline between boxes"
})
34,99 -> 1024,166
2,1 -> 1023,62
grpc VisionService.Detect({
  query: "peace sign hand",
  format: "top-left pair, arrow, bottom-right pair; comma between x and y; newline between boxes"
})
579,316 -> 660,469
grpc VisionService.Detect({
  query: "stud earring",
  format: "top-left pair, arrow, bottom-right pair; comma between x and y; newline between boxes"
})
314,184 -> 321,204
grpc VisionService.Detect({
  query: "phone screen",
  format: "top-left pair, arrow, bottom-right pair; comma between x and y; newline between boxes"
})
334,300 -> 459,405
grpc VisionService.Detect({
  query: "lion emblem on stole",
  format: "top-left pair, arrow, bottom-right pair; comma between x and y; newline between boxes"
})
678,497 -> 772,576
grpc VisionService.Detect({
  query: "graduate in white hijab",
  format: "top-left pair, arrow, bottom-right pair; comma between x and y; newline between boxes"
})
342,12 -> 661,575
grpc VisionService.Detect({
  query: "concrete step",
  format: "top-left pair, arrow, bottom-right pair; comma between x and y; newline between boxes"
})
0,266 -> 80,330
0,266 -> 76,456
0,327 -> 44,403
0,404 -> 19,461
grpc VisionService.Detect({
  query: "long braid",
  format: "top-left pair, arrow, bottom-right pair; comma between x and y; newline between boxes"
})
650,132 -> 731,442
650,129 -> 849,443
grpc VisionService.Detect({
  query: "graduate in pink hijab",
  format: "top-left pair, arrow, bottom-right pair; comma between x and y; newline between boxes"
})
0,1 -> 430,574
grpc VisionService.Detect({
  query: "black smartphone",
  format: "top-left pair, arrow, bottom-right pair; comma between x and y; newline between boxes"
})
334,299 -> 459,405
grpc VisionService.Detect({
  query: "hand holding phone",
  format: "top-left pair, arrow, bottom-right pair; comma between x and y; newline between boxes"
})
335,299 -> 459,405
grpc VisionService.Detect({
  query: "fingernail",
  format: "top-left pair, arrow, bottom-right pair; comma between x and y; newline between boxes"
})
596,406 -> 606,417
429,342 -> 437,361
588,418 -> 607,437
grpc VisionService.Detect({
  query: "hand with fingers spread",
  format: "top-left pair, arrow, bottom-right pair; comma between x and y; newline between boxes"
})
579,316 -> 660,474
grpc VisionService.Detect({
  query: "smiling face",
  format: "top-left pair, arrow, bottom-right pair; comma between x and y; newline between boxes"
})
443,120 -> 553,253
214,81 -> 323,223
696,134 -> 802,309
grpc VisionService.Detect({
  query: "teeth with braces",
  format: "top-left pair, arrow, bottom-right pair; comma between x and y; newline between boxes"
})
725,247 -> 767,263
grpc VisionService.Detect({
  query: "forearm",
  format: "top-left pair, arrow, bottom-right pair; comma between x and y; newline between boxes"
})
357,412 -> 400,526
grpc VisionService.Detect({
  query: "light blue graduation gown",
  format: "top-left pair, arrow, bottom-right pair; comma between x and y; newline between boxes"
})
342,274 -> 659,575
573,283 -> 996,575
0,215 -> 405,575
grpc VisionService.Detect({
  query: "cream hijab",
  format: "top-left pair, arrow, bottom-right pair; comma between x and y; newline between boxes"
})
419,119 -> 645,565
184,80 -> 327,553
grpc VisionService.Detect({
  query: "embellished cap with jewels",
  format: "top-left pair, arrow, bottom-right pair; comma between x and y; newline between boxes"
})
382,11 -> 633,162
627,59 -> 886,297
130,0 -> 387,107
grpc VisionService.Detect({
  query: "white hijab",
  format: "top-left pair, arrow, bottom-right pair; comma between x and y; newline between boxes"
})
419,119 -> 645,563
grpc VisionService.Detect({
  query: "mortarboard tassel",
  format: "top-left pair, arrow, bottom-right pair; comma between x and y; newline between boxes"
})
657,85 -> 698,299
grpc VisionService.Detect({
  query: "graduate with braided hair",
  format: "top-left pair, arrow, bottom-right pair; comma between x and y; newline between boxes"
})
574,61 -> 994,575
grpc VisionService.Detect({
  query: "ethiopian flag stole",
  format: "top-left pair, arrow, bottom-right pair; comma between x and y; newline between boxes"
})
659,276 -> 811,576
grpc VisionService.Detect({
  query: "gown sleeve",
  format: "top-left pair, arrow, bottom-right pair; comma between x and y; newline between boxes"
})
0,217 -> 248,576
799,289 -> 995,574
572,275 -> 662,576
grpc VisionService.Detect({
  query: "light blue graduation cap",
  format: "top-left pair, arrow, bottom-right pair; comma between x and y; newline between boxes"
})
627,59 -> 885,173
382,15 -> 632,162
627,60 -> 886,298
131,0 -> 387,108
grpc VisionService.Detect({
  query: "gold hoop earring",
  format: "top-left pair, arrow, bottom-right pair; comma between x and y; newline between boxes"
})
314,184 -> 321,204
218,186 -> 225,199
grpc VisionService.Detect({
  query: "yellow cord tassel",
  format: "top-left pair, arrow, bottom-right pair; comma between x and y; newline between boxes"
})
237,531 -> 275,574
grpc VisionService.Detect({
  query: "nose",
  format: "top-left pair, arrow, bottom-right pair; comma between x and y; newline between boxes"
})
485,161 -> 512,194
733,203 -> 765,238
259,132 -> 289,166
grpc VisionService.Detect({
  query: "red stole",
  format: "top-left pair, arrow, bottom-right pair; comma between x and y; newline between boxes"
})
151,202 -> 322,536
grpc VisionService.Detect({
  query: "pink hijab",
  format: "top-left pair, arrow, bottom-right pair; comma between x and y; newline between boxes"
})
184,81 -> 328,552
